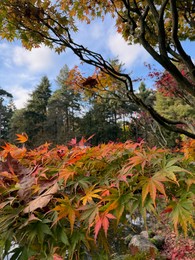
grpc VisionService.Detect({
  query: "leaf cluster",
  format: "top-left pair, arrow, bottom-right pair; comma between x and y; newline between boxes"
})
0,135 -> 194,259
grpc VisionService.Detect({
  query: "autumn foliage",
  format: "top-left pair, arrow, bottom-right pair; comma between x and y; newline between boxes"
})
0,135 -> 195,259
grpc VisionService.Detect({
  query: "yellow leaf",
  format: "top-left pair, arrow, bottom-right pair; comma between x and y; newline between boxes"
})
53,196 -> 76,233
80,186 -> 102,205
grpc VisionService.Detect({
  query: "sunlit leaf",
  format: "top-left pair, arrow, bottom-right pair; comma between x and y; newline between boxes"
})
16,133 -> 28,143
80,185 -> 102,205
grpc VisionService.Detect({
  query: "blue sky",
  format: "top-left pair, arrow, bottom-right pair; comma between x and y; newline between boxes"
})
0,15 -> 194,109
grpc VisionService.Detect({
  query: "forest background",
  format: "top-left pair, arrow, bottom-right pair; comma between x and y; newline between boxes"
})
1,62 -> 195,148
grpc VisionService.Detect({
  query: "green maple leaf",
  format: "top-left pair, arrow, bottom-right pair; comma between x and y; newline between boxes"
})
165,194 -> 195,235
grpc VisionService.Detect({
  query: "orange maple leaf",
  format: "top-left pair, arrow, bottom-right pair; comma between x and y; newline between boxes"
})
140,174 -> 167,206
16,133 -> 28,143
59,168 -> 76,186
94,212 -> 116,241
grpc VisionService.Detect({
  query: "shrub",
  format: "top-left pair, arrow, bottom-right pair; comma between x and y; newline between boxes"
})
0,135 -> 194,259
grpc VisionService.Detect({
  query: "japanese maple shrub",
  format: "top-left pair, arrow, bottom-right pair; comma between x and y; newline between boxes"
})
0,135 -> 194,259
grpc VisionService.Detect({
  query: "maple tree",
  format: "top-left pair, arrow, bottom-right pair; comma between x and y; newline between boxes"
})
0,0 -> 195,138
0,135 -> 194,259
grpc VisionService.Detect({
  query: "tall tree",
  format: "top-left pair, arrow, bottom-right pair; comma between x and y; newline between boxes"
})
26,76 -> 51,145
0,0 -> 195,138
0,88 -> 14,143
27,76 -> 51,116
9,108 -> 27,143
47,65 -> 81,144
10,76 -> 52,146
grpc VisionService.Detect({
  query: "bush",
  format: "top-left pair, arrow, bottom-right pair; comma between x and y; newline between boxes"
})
0,135 -> 194,259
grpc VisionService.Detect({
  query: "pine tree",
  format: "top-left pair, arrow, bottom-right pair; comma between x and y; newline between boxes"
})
25,76 -> 52,146
0,88 -> 14,144
47,65 -> 81,144
10,76 -> 52,147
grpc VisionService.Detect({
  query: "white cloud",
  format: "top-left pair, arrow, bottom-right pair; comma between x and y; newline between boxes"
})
108,33 -> 150,67
10,86 -> 31,109
13,45 -> 54,72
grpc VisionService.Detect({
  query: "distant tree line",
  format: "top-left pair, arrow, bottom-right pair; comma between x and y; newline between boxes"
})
1,63 -> 194,148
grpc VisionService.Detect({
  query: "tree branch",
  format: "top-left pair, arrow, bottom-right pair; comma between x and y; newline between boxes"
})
170,0 -> 195,80
3,1 -> 195,139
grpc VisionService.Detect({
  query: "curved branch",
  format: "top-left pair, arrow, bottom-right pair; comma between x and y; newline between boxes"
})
63,34 -> 195,138
170,0 -> 195,80
3,1 -> 195,139
139,20 -> 195,96
126,90 -> 195,139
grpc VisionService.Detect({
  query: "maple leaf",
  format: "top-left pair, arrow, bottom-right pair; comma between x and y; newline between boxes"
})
166,195 -> 195,235
23,182 -> 58,213
126,146 -> 166,172
59,168 -> 76,186
68,137 -> 77,146
78,136 -> 87,147
0,152 -> 29,178
94,212 -> 116,241
159,157 -> 190,185
139,174 -> 168,206
53,196 -> 76,233
16,133 -> 28,143
78,135 -> 95,147
0,143 -> 20,158
100,187 -> 127,222
127,151 -> 148,171
79,203 -> 100,227
80,185 -> 102,205
67,148 -> 87,165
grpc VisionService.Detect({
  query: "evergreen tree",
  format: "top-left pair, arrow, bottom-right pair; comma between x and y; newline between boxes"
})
79,99 -> 122,145
0,88 -> 14,144
25,76 -> 51,146
47,65 -> 81,144
10,76 -> 52,147
9,108 -> 27,143
155,91 -> 195,137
